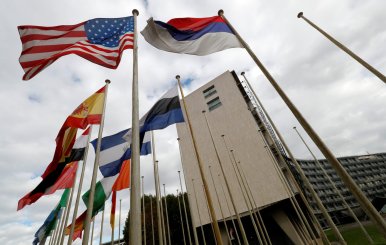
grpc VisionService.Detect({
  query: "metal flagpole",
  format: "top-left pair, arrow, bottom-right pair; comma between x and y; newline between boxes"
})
60,171 -> 79,245
191,180 -> 207,245
241,72 -> 331,244
111,205 -> 115,245
178,171 -> 193,245
177,138 -> 199,245
129,8 -> 142,245
177,189 -> 188,245
297,12 -> 385,85
151,131 -> 164,245
53,208 -> 65,245
99,207 -> 105,245
68,126 -> 93,245
294,127 -> 374,244
224,143 -> 266,244
216,132 -> 263,244
176,75 -> 223,245
218,173 -> 241,245
219,9 -> 386,238
201,184 -> 217,244
150,195 -> 155,245
163,184 -> 171,245
59,186 -> 74,245
208,166 -> 232,244
119,199 -> 122,245
201,110 -> 249,245
83,80 -> 110,245
91,219 -> 95,245
142,176 -> 147,245
157,162 -> 167,245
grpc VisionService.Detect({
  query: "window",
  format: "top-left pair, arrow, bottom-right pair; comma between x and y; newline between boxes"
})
203,85 -> 217,98
207,96 -> 222,111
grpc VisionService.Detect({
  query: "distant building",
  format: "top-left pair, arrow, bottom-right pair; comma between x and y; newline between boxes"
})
295,153 -> 386,228
177,71 -> 320,244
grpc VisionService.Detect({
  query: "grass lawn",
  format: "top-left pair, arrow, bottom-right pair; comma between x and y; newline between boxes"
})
325,224 -> 386,245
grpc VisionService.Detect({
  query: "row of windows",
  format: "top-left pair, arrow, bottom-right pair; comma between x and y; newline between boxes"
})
202,85 -> 222,111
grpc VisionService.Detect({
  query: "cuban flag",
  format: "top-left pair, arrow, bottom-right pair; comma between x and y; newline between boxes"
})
141,16 -> 242,55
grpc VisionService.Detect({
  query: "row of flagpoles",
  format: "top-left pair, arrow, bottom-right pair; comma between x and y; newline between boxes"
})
18,7 -> 385,245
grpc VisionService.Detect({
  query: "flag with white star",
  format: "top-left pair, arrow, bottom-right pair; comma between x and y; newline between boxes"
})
18,16 -> 134,80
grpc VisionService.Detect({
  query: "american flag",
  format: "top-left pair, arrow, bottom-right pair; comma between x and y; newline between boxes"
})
18,16 -> 134,80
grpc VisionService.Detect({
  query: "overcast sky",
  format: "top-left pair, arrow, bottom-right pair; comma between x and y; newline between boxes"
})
1,0 -> 385,244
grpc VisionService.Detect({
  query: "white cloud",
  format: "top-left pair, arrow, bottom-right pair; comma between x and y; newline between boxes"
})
1,0 -> 385,244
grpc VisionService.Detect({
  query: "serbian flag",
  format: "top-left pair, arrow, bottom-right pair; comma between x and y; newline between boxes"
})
141,16 -> 242,55
18,17 -> 134,80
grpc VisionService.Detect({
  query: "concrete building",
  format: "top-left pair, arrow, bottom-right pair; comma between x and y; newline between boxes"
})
176,71 -> 320,244
295,153 -> 386,228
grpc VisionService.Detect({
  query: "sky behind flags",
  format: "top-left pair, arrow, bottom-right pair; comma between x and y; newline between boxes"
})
1,0 -> 386,244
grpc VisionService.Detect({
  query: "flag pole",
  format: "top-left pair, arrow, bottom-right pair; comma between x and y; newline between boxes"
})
201,110 -> 249,245
201,184 -> 217,243
217,173 -> 241,245
142,176 -> 147,245
68,127 -> 93,245
176,75 -> 223,245
241,71 -> 331,244
151,131 -> 164,245
219,9 -> 386,238
59,185 -> 75,245
129,8 -> 142,245
99,207 -> 105,245
53,208 -> 65,245
82,80 -> 110,245
163,184 -> 171,245
178,171 -> 193,245
119,199 -> 122,244
177,138 -> 199,245
157,162 -> 167,245
150,195 -> 155,245
191,180 -> 207,245
208,166 -> 232,244
91,219 -> 95,245
177,189 -> 188,245
297,12 -> 385,85
293,127 -> 374,244
110,193 -> 115,245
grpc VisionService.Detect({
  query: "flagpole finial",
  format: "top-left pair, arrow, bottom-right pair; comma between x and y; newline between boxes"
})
221,134 -> 224,137
218,9 -> 224,16
132,9 -> 139,16
105,79 -> 111,84
176,75 -> 180,80
297,12 -> 303,18
177,137 -> 180,141
141,176 -> 144,178
202,110 -> 206,113
241,72 -> 245,75
293,126 -> 297,129
178,170 -> 180,173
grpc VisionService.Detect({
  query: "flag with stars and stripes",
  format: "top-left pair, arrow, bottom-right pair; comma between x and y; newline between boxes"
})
18,16 -> 134,80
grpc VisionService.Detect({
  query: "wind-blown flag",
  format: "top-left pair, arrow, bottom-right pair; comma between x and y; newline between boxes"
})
110,191 -> 117,229
18,127 -> 91,211
137,86 -> 185,133
141,16 -> 242,56
42,86 -> 105,179
65,176 -> 115,241
18,16 -> 134,80
91,130 -> 151,178
33,189 -> 70,245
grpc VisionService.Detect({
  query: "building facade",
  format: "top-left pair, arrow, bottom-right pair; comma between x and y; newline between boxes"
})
176,71 -> 319,244
295,153 -> 386,228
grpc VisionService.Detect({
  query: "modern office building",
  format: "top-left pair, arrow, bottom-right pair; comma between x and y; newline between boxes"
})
295,153 -> 386,228
176,71 -> 320,244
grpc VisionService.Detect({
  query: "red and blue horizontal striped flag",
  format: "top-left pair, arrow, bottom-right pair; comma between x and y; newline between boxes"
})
18,16 -> 134,80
